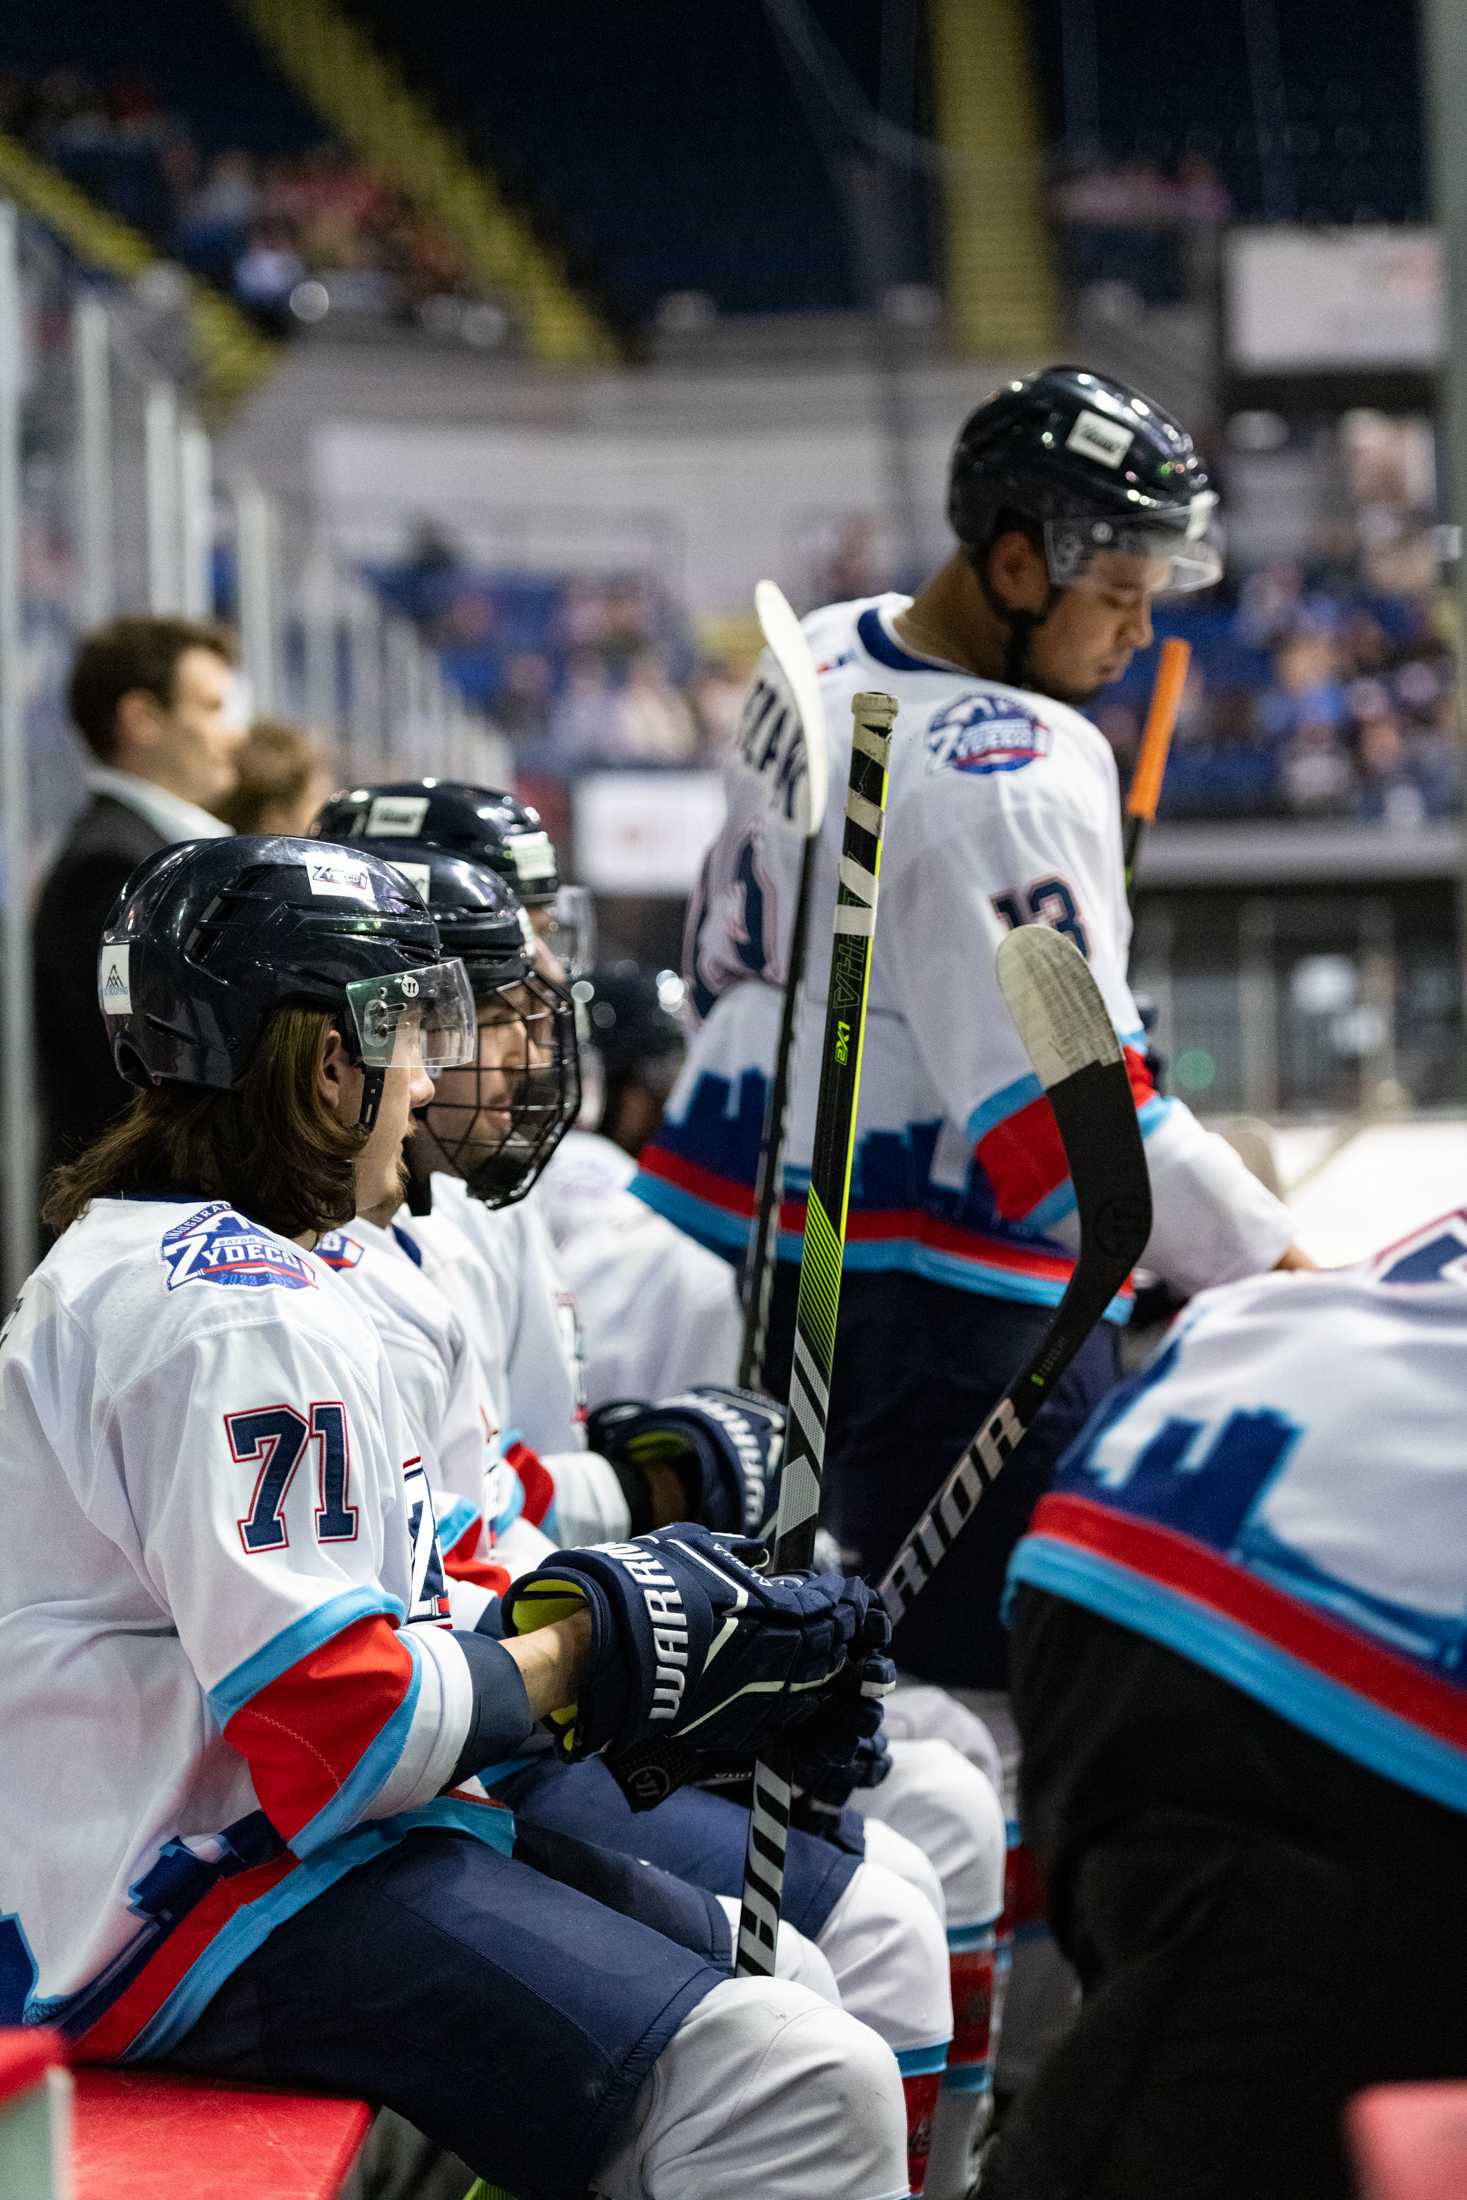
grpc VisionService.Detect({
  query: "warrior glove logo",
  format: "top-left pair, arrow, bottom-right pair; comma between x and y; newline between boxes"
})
604,1542 -> 690,1720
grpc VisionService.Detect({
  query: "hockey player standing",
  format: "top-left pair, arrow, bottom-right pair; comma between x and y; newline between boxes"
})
634,365 -> 1312,1699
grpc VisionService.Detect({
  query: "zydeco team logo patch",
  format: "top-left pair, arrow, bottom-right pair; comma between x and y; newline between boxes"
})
926,694 -> 1053,776
160,1203 -> 318,1292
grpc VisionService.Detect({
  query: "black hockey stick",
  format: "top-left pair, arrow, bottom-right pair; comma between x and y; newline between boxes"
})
738,580 -> 831,1392
878,925 -> 1153,1627
734,688 -> 896,1980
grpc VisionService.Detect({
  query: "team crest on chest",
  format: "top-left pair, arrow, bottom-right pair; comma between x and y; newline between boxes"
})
159,1203 -> 319,1292
925,694 -> 1053,776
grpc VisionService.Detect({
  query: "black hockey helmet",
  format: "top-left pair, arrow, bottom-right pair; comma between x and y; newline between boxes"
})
314,780 -> 560,904
948,365 -> 1221,680
313,779 -> 593,974
97,836 -> 476,1130
325,833 -> 581,1208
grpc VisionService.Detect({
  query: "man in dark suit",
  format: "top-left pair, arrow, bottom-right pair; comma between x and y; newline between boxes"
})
33,616 -> 245,1181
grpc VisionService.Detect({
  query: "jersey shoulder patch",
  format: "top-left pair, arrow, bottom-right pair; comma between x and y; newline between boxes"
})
925,692 -> 1054,777
313,1228 -> 366,1272
159,1202 -> 319,1294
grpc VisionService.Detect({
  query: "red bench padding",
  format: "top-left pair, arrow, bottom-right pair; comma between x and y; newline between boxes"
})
1350,2082 -> 1467,2200
73,2068 -> 371,2200
0,2027 -> 64,2106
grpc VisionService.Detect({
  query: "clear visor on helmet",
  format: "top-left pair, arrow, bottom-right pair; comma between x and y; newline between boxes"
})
530,883 -> 596,981
344,957 -> 476,1073
1043,491 -> 1223,597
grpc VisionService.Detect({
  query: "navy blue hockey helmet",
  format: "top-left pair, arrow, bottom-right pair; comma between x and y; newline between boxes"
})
314,780 -> 560,903
948,365 -> 1221,681
312,779 -> 593,974
323,833 -> 581,1207
97,835 -> 475,1129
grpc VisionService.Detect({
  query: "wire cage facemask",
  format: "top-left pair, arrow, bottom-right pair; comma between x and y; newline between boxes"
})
410,962 -> 581,1208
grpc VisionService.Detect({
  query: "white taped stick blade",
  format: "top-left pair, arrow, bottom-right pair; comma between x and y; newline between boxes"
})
755,579 -> 829,837
996,925 -> 1123,1091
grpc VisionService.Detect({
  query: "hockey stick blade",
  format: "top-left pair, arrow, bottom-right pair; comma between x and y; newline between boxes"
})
740,582 -> 832,1388
754,578 -> 830,836
879,926 -> 1153,1626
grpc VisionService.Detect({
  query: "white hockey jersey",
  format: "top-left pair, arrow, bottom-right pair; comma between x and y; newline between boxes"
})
534,1129 -> 741,1406
0,1198 -> 513,2061
402,1178 -> 630,1551
633,593 -> 1293,1315
314,1217 -> 499,1572
1010,1210 -> 1467,1815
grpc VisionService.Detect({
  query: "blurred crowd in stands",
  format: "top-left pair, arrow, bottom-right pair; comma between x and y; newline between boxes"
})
1099,562 -> 1460,828
381,522 -> 745,772
0,67 -> 490,333
376,514 -> 1461,829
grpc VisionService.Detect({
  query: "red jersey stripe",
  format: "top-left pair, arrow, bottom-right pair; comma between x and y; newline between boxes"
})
223,1614 -> 415,1844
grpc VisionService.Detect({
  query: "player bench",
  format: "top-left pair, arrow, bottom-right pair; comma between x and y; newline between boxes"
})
0,2029 -> 372,2200
1350,2081 -> 1467,2200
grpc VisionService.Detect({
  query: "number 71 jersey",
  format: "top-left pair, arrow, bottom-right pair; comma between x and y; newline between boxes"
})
1009,1212 -> 1467,1816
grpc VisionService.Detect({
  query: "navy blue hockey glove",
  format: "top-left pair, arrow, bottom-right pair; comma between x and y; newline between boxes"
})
689,1605 -> 894,1841
587,1386 -> 784,1537
499,1522 -> 872,1765
790,1606 -> 894,1834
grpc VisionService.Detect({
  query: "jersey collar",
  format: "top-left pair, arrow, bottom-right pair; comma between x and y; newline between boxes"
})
856,603 -> 969,678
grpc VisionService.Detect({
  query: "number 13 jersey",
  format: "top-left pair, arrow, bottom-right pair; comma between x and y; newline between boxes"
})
632,591 -> 1291,1317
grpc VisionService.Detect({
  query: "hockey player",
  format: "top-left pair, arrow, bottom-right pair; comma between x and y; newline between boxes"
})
313,824 -> 968,2193
632,364 -> 1313,1703
331,812 -> 1007,2192
0,834 -> 911,2200
988,1211 -> 1467,2200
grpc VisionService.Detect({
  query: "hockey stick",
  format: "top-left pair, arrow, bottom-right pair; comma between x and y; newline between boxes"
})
734,688 -> 896,1980
1122,635 -> 1189,907
738,580 -> 831,1391
878,926 -> 1153,1628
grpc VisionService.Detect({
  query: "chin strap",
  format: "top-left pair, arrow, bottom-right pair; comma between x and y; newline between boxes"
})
972,544 -> 1062,688
357,1068 -> 385,1134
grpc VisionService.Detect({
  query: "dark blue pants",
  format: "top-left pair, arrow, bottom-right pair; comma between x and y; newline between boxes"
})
160,1825 -> 725,2200
500,1753 -> 860,1937
765,1265 -> 1121,1688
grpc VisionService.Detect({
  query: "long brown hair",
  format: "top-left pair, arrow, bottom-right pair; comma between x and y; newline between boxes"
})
43,1006 -> 364,1241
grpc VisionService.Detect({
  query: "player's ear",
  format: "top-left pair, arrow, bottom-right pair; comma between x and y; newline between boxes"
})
315,1026 -> 354,1119
986,527 -> 1051,613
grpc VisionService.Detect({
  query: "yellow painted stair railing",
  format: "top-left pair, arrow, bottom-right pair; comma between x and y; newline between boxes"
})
234,0 -> 613,365
0,134 -> 276,414
928,0 -> 1058,357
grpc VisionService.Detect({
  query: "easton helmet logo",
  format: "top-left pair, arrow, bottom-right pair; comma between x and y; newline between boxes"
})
401,974 -> 420,998
98,945 -> 132,1014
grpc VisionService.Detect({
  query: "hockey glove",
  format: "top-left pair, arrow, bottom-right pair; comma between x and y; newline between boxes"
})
587,1386 -> 785,1538
498,1522 -> 872,1765
790,1607 -> 895,1835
